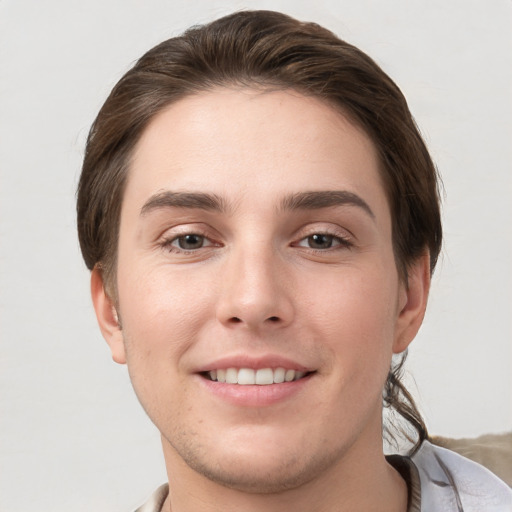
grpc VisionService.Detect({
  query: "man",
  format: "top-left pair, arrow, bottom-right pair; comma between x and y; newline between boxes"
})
77,10 -> 512,511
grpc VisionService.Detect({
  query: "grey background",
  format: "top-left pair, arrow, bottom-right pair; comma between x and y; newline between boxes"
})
1,1 -> 511,510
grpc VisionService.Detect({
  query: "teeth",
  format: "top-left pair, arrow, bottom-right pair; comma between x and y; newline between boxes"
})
255,368 -> 273,385
238,368 -> 255,385
285,369 -> 295,382
207,367 -> 307,385
273,367 -> 285,383
226,368 -> 238,384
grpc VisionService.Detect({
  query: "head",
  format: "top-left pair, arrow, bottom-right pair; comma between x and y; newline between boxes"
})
77,9 -> 442,477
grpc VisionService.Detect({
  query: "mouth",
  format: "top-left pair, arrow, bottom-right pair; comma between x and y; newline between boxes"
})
202,367 -> 313,385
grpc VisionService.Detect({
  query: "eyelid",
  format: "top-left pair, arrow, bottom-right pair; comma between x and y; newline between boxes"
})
157,222 -> 214,240
170,234 -> 214,248
295,234 -> 349,248
289,222 -> 356,253
157,224 -> 221,253
293,223 -> 354,241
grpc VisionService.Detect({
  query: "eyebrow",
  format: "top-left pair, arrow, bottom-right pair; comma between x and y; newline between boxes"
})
140,191 -> 229,216
280,191 -> 375,218
140,189 -> 374,219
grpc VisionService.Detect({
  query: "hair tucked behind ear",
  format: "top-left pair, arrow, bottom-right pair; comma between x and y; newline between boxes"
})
383,351 -> 428,454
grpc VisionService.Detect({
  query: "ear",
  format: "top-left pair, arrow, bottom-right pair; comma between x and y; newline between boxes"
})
90,267 -> 126,364
393,251 -> 431,354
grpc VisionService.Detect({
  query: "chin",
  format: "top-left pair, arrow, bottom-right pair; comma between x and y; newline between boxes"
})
190,454 -> 327,494
168,429 -> 343,494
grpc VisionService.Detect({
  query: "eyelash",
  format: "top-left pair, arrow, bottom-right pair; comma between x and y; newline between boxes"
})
294,232 -> 353,251
159,229 -> 353,254
160,231 -> 216,254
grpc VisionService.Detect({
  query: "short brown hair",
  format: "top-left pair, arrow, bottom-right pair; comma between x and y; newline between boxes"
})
77,10 -> 442,452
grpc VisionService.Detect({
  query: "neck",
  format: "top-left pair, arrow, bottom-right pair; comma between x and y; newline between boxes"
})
160,432 -> 408,512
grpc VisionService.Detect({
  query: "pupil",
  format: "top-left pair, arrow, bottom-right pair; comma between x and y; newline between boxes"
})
179,234 -> 203,249
309,234 -> 333,249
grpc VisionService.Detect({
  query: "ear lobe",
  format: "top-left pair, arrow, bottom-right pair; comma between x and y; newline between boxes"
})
393,252 -> 431,354
90,267 -> 126,364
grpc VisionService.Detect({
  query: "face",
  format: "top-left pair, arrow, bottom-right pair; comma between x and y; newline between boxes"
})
93,88 -> 428,493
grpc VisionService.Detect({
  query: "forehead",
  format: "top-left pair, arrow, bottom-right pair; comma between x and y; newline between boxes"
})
125,87 -> 388,217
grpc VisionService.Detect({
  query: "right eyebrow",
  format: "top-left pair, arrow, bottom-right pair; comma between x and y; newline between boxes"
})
279,190 -> 375,219
140,191 -> 229,216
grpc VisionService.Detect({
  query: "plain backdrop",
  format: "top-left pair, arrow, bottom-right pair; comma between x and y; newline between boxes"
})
1,1 -> 511,510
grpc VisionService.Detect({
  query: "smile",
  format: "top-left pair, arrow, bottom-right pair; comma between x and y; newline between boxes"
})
206,367 -> 308,385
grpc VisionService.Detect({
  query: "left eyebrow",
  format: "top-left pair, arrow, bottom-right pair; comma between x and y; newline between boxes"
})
140,191 -> 229,216
279,191 -> 375,219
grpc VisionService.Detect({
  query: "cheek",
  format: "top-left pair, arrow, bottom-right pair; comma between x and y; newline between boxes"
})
116,262 -> 216,370
116,266 -> 213,428
305,264 -> 398,332
120,259 -> 210,320
303,267 -> 399,380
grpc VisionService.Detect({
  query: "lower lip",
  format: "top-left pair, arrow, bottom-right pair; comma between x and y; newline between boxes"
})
197,374 -> 313,407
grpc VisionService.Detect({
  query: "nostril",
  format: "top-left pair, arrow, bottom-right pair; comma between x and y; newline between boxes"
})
225,315 -> 283,325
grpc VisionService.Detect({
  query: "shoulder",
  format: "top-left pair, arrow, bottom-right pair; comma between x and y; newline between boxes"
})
133,483 -> 169,512
411,440 -> 512,511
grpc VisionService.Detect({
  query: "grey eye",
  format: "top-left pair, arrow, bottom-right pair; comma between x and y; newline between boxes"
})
176,234 -> 205,250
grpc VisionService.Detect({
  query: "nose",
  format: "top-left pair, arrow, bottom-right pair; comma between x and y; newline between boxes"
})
215,245 -> 294,331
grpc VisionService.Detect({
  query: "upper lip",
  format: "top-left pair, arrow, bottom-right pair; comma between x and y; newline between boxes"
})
194,354 -> 314,373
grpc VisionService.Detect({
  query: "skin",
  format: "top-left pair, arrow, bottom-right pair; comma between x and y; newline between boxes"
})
92,88 -> 430,512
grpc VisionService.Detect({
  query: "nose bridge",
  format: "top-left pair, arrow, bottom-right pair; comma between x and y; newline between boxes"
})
216,239 -> 293,329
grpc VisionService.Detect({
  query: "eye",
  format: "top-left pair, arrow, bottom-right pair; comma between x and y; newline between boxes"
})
296,233 -> 351,250
166,233 -> 213,251
306,234 -> 335,249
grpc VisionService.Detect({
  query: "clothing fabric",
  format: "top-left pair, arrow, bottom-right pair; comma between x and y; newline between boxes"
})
135,483 -> 168,512
431,432 -> 512,486
134,441 -> 512,511
410,441 -> 511,511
